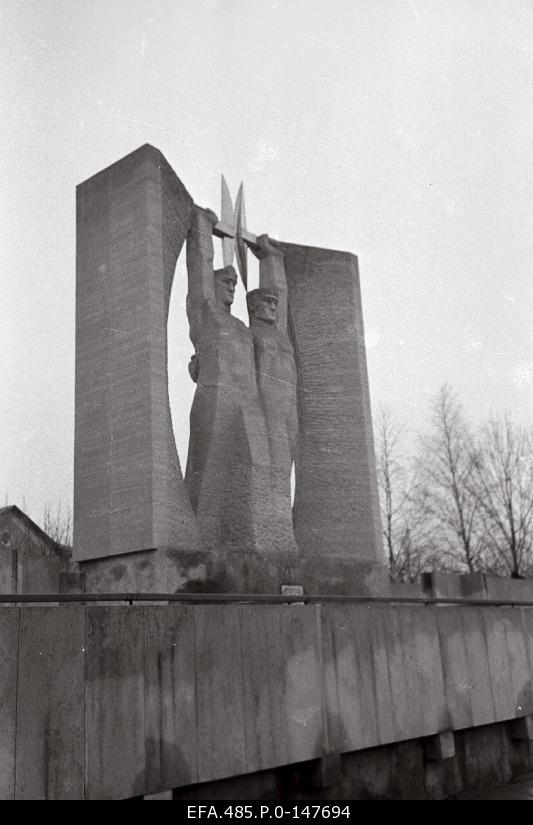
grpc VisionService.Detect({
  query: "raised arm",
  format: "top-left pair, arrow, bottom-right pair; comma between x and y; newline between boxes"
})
186,205 -> 218,344
255,234 -> 288,333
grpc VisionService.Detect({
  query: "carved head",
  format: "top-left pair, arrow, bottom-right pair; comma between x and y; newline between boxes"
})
214,265 -> 237,308
247,287 -> 279,324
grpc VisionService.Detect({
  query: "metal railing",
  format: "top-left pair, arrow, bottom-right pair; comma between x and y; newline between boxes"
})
1,592 -> 533,607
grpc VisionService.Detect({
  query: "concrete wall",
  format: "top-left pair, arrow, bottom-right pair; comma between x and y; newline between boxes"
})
1,596 -> 532,799
280,242 -> 385,591
74,144 -> 199,562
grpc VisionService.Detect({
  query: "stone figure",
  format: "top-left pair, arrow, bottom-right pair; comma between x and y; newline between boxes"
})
74,145 -> 386,594
248,235 -> 299,554
185,206 -> 271,557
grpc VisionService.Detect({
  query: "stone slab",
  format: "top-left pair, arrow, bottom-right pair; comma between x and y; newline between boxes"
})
510,715 -> 533,740
195,606 -> 246,782
483,608 -> 514,720
15,607 -> 85,800
423,731 -> 456,761
144,605 -> 198,794
280,241 -> 384,573
502,607 -> 533,716
0,609 -> 19,800
239,605 -> 289,773
280,605 -> 324,764
460,607 -> 494,727
74,144 -> 198,563
85,606 -> 145,799
321,604 -> 380,753
436,609 -> 474,730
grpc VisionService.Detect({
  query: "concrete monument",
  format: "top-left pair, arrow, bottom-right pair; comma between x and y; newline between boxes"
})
73,144 -> 385,593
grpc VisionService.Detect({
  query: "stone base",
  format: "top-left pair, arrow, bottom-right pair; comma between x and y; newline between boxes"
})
167,720 -> 533,801
80,547 -> 212,594
78,545 -> 390,596
301,555 -> 390,596
200,551 -> 389,596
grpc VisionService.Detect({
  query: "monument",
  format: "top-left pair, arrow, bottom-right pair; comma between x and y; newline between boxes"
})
73,144 -> 385,593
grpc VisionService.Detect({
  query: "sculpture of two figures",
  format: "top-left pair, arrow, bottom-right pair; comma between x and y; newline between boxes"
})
184,204 -> 299,561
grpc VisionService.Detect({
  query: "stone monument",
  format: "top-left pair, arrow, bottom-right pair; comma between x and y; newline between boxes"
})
73,144 -> 385,593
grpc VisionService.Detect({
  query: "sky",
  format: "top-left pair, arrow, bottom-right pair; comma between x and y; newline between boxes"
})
1,0 -> 533,526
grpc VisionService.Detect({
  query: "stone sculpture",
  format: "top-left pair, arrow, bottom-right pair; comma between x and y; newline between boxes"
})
184,205 -> 273,560
248,235 -> 299,556
73,144 -> 386,594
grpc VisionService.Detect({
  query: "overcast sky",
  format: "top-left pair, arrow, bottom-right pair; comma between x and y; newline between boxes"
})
1,0 -> 533,525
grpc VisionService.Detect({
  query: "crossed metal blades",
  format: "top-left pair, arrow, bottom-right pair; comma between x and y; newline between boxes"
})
212,176 -> 259,290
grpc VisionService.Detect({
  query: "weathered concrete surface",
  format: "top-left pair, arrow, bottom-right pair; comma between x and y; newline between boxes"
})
437,605 -> 533,731
15,607 -> 85,799
239,605 -> 290,773
280,242 -> 386,589
322,604 -> 448,752
85,606 -> 146,800
144,605 -> 198,795
457,770 -> 533,800
0,609 -> 18,800
3,600 -> 533,799
172,721 -> 533,801
195,605 -> 247,783
74,144 -> 200,570
81,547 -> 210,594
281,604 -> 324,763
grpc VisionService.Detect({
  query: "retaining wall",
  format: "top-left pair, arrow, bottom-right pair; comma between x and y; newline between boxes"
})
1,581 -> 533,799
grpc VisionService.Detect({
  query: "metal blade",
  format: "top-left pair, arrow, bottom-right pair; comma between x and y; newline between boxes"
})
235,182 -> 248,289
220,174 -> 235,267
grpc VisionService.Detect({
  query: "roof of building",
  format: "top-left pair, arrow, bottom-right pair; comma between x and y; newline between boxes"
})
0,505 -> 71,556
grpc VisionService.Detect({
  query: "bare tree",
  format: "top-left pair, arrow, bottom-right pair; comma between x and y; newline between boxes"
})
418,384 -> 483,573
42,501 -> 72,548
471,415 -> 533,578
375,406 -> 437,581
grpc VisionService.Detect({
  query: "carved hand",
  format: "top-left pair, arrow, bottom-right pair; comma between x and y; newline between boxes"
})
254,233 -> 283,260
193,204 -> 219,227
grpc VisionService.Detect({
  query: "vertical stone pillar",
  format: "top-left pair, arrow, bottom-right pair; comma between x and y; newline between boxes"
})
74,145 -> 201,578
280,242 -> 386,592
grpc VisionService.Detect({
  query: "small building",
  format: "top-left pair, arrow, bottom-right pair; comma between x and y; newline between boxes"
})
0,505 -> 75,594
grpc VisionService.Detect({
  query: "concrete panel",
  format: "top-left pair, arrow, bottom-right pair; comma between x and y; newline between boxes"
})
408,606 -> 449,734
422,572 -> 463,599
368,607 -> 397,744
484,577 -> 533,603
0,609 -> 19,799
85,607 -> 145,800
195,606 -> 246,782
239,605 -> 289,773
460,608 -> 495,727
386,606 -> 447,740
321,604 -> 379,753
15,607 -> 85,800
436,609 -> 473,730
483,607 -> 514,719
144,605 -> 197,795
522,609 -> 533,703
74,144 -> 199,562
280,605 -> 323,763
501,608 -> 533,716
385,606 -> 419,740
280,242 -> 384,579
